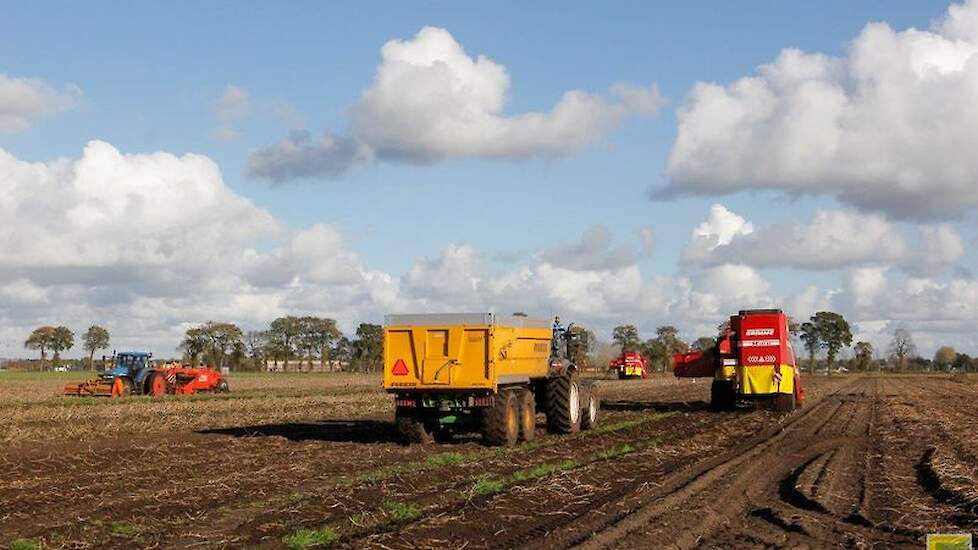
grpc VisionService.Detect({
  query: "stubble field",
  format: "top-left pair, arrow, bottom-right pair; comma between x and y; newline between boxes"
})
0,372 -> 975,549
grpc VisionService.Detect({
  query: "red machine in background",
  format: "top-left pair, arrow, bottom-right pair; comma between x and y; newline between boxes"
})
673,309 -> 804,412
64,351 -> 229,397
609,351 -> 649,379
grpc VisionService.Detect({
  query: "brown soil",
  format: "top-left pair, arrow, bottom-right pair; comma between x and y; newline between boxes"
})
1,375 -> 974,549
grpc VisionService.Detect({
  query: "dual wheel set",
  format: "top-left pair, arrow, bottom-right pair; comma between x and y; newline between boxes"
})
396,373 -> 600,446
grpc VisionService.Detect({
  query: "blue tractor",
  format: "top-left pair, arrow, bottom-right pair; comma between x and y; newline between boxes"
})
65,352 -> 161,397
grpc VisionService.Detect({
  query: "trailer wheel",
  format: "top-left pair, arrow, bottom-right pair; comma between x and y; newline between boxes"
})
396,410 -> 434,445
517,388 -> 537,442
216,379 -> 230,393
710,380 -> 735,411
771,392 -> 796,413
147,372 -> 169,396
546,374 -> 581,434
580,383 -> 599,430
483,390 -> 519,447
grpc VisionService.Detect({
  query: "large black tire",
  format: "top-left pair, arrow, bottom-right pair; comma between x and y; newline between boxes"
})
483,390 -> 520,446
580,383 -> 599,430
771,392 -> 796,413
546,374 -> 581,434
517,387 -> 537,442
710,380 -> 735,411
396,410 -> 434,445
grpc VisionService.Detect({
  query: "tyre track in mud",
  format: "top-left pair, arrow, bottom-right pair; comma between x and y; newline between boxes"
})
344,383 -> 830,549
563,376 -> 921,550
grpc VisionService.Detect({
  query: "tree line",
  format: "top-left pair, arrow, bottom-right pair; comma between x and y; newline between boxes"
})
180,316 -> 385,372
19,313 -> 976,375
23,325 -> 111,370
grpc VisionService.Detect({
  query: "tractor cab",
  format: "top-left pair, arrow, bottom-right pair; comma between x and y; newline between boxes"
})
101,352 -> 153,382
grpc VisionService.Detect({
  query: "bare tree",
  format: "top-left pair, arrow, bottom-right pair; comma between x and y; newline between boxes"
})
888,328 -> 916,372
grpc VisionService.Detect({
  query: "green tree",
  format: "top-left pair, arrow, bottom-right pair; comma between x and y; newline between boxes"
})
853,341 -> 874,372
692,336 -> 716,352
268,316 -> 302,371
811,311 -> 852,375
82,325 -> 111,370
934,346 -> 957,372
952,353 -> 973,373
643,326 -> 688,372
302,317 -> 341,370
25,326 -> 56,368
887,328 -> 916,373
200,321 -> 244,370
799,321 -> 820,374
49,326 -> 75,368
244,330 -> 268,370
180,326 -> 209,366
353,323 -> 383,371
611,325 -> 641,353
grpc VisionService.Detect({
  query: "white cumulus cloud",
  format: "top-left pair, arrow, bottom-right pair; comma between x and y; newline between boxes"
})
663,0 -> 978,220
0,73 -> 82,133
684,205 -> 963,276
248,26 -> 663,181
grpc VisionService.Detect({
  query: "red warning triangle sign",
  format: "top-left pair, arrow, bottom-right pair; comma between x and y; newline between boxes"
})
391,359 -> 409,376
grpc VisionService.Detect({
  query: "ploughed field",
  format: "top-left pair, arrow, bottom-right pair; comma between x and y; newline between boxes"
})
1,372 -> 975,549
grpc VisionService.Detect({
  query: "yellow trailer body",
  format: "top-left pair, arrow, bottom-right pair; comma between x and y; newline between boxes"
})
384,313 -> 600,446
384,313 -> 552,392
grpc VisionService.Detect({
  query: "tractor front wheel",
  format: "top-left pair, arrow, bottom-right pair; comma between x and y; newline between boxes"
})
111,377 -> 133,398
216,379 -> 230,393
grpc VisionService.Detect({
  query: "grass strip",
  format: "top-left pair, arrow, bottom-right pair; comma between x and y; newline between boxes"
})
282,527 -> 338,549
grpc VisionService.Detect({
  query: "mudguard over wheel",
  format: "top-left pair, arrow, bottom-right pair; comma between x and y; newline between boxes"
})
396,410 -> 434,444
546,374 -> 581,434
484,390 -> 520,446
517,388 -> 537,442
580,383 -> 599,430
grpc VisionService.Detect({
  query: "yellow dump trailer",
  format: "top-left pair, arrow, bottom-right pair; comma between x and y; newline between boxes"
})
384,313 -> 599,446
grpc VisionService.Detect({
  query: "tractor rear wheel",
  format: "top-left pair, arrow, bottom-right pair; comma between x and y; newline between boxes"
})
483,390 -> 520,446
517,387 -> 537,442
546,374 -> 581,434
148,372 -> 169,396
580,383 -> 599,430
396,410 -> 434,445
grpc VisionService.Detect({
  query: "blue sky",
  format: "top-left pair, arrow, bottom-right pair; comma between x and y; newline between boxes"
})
2,1 -> 976,357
